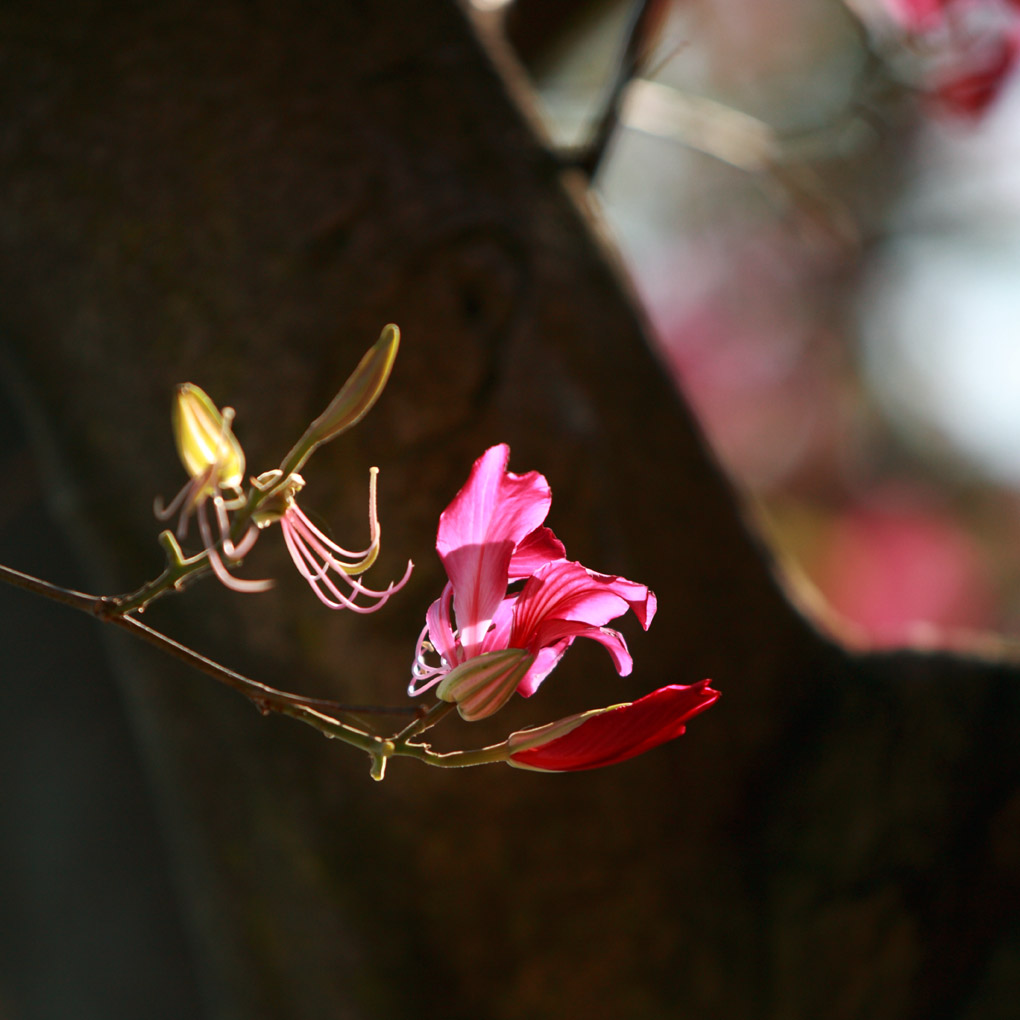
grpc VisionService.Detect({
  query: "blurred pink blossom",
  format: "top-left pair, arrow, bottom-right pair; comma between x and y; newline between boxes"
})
814,490 -> 994,644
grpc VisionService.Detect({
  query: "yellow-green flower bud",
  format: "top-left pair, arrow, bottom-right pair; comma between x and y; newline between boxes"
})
173,383 -> 245,491
280,324 -> 400,475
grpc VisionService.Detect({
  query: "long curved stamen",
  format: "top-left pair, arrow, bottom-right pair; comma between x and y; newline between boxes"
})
409,585 -> 462,696
175,474 -> 207,539
281,516 -> 410,613
281,518 -> 381,612
218,487 -> 248,512
214,497 -> 259,559
197,501 -> 273,593
285,504 -> 376,564
279,463 -> 384,571
155,464 -> 220,540
285,511 -> 400,597
153,476 -> 194,522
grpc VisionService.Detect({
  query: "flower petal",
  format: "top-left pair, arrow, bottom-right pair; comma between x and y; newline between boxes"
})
511,560 -> 656,656
516,640 -> 571,698
425,583 -> 459,665
507,681 -> 719,772
523,622 -> 634,689
438,445 -> 553,656
509,526 -> 566,579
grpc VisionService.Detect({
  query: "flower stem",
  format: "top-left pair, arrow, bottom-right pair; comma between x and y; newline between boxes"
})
0,562 -> 96,613
109,559 -> 204,615
0,560 -> 514,778
0,560 -> 410,721
391,699 -> 455,741
393,738 -> 512,768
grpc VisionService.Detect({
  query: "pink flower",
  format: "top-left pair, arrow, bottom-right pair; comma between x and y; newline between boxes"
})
410,444 -> 657,717
929,25 -> 1020,115
506,681 -> 719,772
882,0 -> 951,31
872,0 -> 1020,118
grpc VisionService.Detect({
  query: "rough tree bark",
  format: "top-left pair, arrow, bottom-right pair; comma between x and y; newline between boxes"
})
1,2 -> 1018,1018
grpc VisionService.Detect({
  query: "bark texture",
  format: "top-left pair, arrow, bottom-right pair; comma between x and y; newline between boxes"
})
1,2 -> 1018,1018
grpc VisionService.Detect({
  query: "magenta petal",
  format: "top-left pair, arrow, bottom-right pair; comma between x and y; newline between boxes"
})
437,445 -> 553,656
516,640 -> 572,698
437,445 -> 552,561
440,542 -> 514,656
581,570 -> 656,629
480,595 -> 517,655
531,620 -> 633,674
424,583 -> 459,665
508,681 -> 719,772
515,622 -> 632,697
511,560 -> 656,651
509,527 -> 566,579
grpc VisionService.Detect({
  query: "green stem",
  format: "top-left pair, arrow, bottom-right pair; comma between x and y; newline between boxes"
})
391,699 -> 456,742
109,558 -> 205,615
393,738 -> 512,768
277,436 -> 317,481
273,702 -> 393,757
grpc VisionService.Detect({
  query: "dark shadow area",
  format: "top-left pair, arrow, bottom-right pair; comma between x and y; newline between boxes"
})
0,395 -> 205,1019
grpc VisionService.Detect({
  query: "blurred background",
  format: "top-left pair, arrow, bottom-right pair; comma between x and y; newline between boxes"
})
483,0 -> 1020,648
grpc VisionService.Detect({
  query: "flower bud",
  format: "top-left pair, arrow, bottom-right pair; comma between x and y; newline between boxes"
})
436,648 -> 534,721
173,383 -> 245,490
282,324 -> 400,474
506,681 -> 720,772
505,712 -> 590,765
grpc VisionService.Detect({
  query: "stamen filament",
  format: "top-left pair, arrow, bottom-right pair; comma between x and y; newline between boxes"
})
285,504 -> 375,563
197,501 -> 273,593
286,512 -> 385,587
215,497 -> 259,559
280,517 -> 409,612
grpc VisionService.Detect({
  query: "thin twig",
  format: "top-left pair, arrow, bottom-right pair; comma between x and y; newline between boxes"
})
113,614 -> 415,716
0,560 -> 523,779
0,561 -> 415,718
566,0 -> 668,178
0,562 -> 96,613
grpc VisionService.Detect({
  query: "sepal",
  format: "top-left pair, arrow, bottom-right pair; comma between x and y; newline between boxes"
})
436,648 -> 535,721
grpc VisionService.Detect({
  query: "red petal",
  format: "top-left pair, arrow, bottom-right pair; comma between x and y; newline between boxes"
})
508,681 -> 719,772
929,27 -> 1020,118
